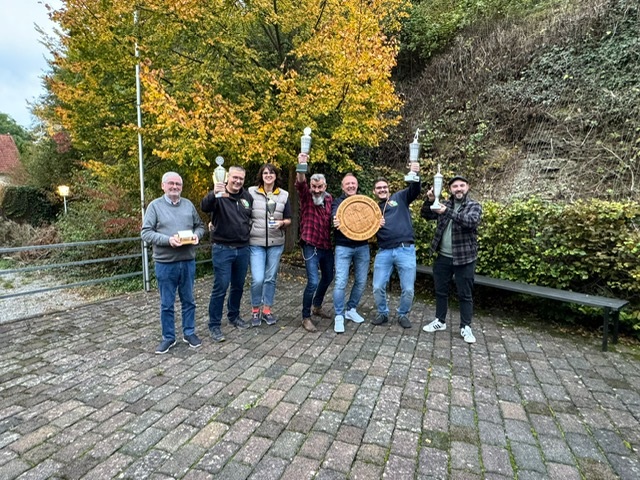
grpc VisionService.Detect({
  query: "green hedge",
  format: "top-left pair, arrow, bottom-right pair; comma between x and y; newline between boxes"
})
1,186 -> 58,226
412,197 -> 640,336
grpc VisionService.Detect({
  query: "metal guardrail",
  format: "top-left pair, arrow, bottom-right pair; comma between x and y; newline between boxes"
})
0,237 -> 213,301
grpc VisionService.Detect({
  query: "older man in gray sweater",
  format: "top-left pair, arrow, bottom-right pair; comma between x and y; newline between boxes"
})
142,172 -> 206,354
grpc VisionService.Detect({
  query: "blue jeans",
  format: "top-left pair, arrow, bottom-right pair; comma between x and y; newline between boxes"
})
250,244 -> 285,307
302,244 -> 334,319
155,260 -> 196,341
433,254 -> 476,328
208,244 -> 250,330
372,244 -> 416,316
333,244 -> 370,316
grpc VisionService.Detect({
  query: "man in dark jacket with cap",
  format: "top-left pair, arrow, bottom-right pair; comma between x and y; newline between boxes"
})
420,175 -> 482,344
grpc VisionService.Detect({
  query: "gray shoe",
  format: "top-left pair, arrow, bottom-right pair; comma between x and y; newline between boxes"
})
251,312 -> 261,327
372,313 -> 388,325
230,317 -> 250,330
182,334 -> 202,348
210,328 -> 225,343
155,339 -> 176,354
398,315 -> 412,329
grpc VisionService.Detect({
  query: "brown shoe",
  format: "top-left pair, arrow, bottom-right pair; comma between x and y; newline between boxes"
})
302,317 -> 317,332
312,305 -> 331,319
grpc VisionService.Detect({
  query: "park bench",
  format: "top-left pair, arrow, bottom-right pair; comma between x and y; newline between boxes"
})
416,265 -> 629,352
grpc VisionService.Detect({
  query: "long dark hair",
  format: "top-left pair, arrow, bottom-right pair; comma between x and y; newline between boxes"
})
256,163 -> 282,190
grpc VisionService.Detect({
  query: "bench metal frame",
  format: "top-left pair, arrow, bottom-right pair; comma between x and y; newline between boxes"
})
416,265 -> 629,352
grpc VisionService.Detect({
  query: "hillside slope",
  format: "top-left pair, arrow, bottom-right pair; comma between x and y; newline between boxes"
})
384,0 -> 640,202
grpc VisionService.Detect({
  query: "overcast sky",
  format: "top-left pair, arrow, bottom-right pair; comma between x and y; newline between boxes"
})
0,0 -> 62,129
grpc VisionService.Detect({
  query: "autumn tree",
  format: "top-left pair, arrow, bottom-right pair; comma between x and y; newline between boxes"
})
39,0 -> 406,198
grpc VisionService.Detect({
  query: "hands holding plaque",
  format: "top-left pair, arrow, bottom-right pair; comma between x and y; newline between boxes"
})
169,230 -> 199,247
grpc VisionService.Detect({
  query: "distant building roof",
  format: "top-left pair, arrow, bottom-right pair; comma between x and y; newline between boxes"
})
0,134 -> 21,174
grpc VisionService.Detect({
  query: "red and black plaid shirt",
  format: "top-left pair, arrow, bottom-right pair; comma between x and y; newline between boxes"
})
296,179 -> 333,250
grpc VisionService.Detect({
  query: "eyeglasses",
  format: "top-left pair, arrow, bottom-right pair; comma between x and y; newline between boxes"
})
164,181 -> 182,186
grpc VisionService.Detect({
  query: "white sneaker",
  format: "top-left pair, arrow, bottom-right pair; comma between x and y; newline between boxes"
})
423,319 -> 446,333
461,326 -> 476,344
345,308 -> 364,324
334,315 -> 345,333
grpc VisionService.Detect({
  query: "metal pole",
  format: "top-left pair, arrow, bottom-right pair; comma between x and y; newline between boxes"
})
135,9 -> 151,292
63,196 -> 67,215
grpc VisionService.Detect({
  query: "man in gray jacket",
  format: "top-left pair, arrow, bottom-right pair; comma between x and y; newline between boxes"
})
142,172 -> 206,354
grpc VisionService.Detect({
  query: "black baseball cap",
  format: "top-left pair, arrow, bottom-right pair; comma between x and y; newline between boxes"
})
448,175 -> 469,186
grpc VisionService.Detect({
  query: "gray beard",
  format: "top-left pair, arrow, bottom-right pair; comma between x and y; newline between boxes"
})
312,192 -> 327,206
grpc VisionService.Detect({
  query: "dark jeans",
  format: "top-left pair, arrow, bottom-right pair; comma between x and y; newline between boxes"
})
208,244 -> 250,330
433,254 -> 476,328
155,260 -> 196,341
302,244 -> 334,319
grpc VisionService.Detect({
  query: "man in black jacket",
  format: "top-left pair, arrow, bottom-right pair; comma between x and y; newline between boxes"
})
201,166 -> 253,342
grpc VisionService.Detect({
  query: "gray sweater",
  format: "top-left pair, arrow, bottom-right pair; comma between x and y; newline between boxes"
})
141,196 -> 206,263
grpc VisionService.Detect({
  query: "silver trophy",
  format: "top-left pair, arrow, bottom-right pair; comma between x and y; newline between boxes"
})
267,194 -> 277,228
297,127 -> 312,173
404,129 -> 421,183
213,156 -> 228,198
430,164 -> 444,211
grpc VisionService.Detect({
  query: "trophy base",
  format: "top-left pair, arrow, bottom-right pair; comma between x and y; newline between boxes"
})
404,174 -> 420,182
268,221 -> 277,229
296,164 -> 308,173
430,202 -> 442,211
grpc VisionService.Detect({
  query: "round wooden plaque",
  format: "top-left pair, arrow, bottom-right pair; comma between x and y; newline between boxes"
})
335,195 -> 381,241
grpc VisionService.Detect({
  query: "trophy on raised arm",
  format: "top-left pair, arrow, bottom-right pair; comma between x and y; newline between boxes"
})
213,156 -> 228,198
266,194 -> 277,228
297,127 -> 312,173
404,129 -> 421,182
430,164 -> 444,211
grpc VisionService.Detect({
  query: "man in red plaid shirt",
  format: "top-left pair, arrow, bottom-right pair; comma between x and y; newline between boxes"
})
296,152 -> 334,332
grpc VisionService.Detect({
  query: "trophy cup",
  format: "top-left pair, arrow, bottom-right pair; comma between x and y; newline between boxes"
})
430,164 -> 444,211
405,129 -> 421,182
266,194 -> 277,228
213,156 -> 228,198
297,127 -> 312,173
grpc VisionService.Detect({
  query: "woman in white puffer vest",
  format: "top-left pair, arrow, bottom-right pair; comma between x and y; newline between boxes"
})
248,163 -> 292,326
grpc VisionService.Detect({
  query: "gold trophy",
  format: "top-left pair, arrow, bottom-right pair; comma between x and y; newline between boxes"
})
213,156 -> 228,198
297,127 -> 312,173
405,129 -> 421,183
431,164 -> 444,211
266,194 -> 277,228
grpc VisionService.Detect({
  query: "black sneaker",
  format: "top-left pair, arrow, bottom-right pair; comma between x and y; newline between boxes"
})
155,339 -> 176,354
262,312 -> 277,325
183,334 -> 202,348
229,317 -> 250,330
251,311 -> 261,327
372,313 -> 388,325
398,315 -> 412,329
210,327 -> 225,342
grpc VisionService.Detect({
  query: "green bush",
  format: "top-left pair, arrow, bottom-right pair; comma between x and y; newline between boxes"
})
414,197 -> 640,336
1,186 -> 58,226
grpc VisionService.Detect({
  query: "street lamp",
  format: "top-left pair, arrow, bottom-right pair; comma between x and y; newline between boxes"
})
57,185 -> 70,214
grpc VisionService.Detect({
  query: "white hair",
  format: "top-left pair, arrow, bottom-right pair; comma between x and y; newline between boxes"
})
161,171 -> 182,183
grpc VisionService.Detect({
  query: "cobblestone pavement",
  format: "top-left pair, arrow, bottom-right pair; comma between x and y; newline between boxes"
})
1,268 -> 639,479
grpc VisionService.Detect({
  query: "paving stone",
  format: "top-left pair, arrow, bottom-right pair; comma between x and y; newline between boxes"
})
450,441 -> 481,473
481,445 -> 513,476
417,447 -> 448,478
246,456 -> 289,480
510,441 -> 546,473
539,435 -> 577,465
